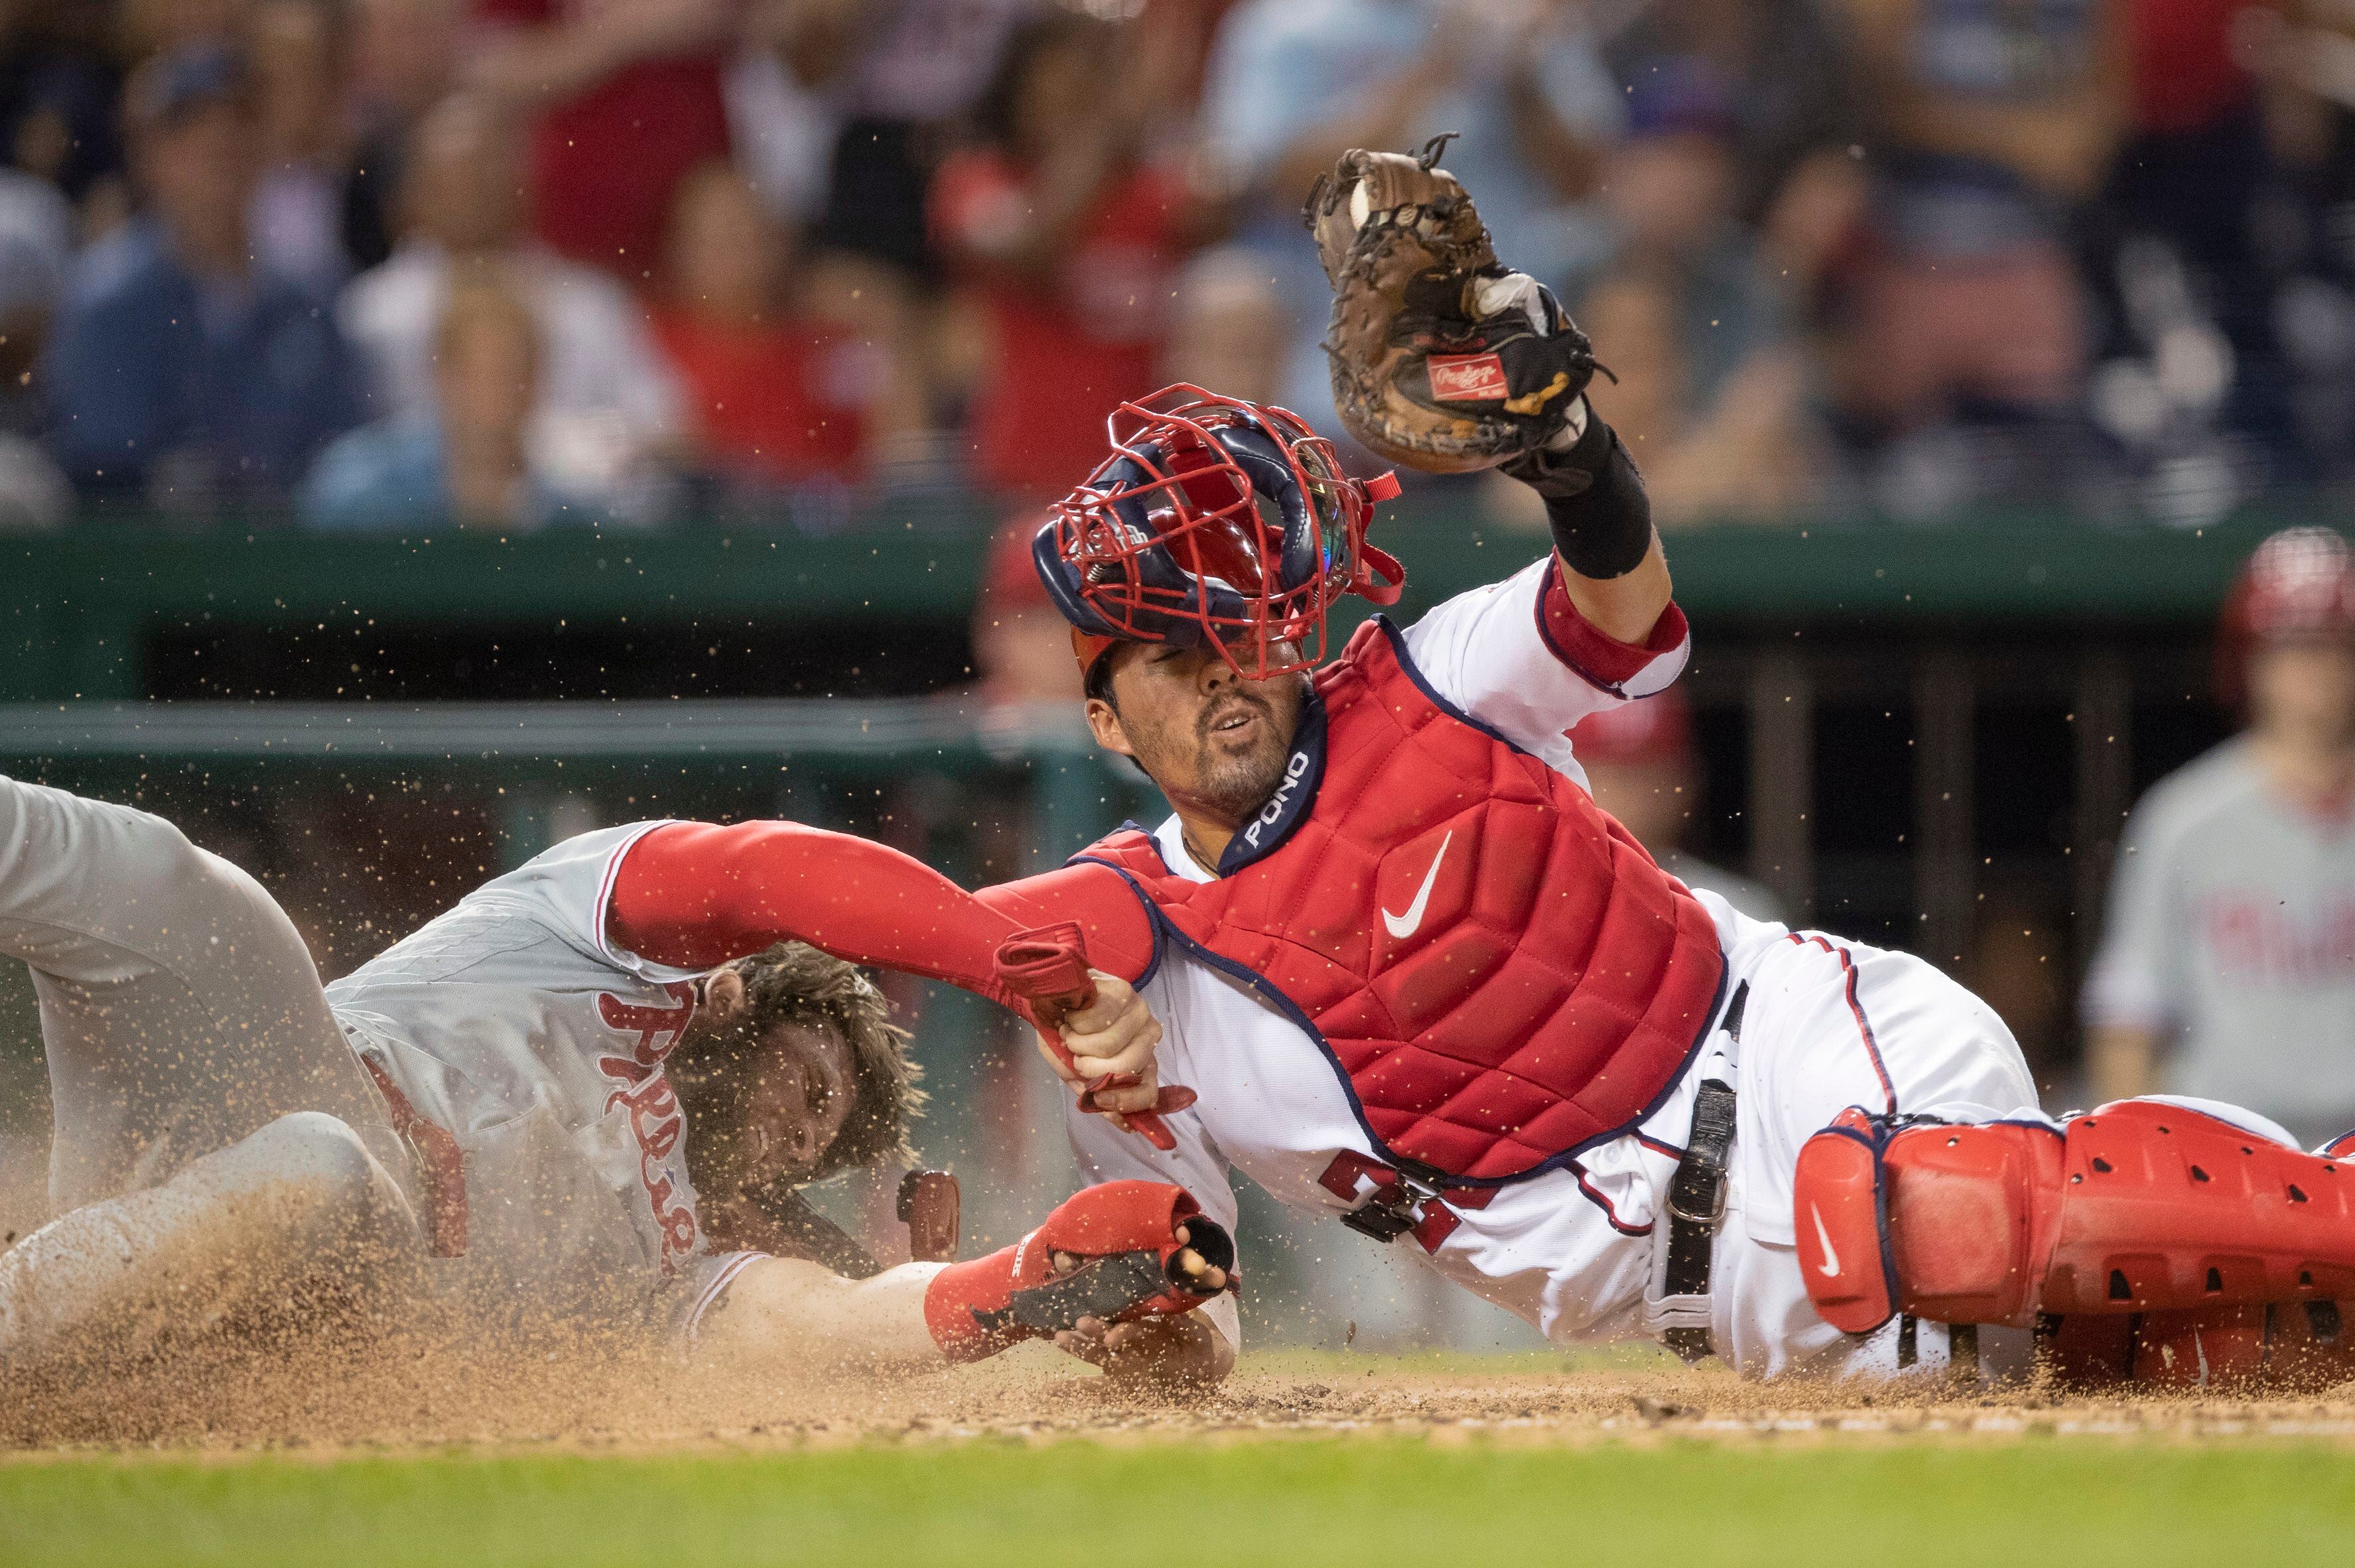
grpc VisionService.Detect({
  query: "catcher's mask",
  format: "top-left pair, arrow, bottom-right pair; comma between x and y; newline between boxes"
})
1032,385 -> 1404,681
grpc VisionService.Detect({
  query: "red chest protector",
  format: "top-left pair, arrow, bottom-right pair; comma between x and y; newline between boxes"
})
1077,618 -> 1727,1185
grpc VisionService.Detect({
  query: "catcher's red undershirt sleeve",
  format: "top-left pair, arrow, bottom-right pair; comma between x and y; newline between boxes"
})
1536,556 -> 1688,694
607,820 -> 1022,995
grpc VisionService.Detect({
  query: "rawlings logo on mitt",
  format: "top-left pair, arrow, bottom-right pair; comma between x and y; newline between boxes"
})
1304,135 -> 1603,474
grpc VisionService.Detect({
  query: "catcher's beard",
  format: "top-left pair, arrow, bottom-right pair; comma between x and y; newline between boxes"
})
1132,678 -> 1306,830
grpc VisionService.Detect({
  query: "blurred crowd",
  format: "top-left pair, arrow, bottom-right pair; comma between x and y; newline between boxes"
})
0,0 -> 2348,532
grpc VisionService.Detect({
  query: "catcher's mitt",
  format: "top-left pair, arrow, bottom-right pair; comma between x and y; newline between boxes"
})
1305,135 -> 1602,474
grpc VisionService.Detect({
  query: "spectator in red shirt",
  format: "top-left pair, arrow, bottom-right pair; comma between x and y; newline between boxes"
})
651,159 -> 916,488
464,0 -> 734,280
930,10 -> 1198,500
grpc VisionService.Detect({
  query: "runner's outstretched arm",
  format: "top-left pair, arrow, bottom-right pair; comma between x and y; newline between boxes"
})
610,818 -> 1156,988
606,819 -> 1162,1104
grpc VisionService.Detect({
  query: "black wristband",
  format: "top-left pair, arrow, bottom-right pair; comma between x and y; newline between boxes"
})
1501,411 -> 1654,582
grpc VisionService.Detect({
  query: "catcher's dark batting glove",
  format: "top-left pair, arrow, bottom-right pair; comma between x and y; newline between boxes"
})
1498,393 -> 1601,499
922,1180 -> 1235,1363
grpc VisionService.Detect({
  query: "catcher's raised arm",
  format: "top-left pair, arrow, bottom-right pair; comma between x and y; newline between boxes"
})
1306,136 -> 1670,643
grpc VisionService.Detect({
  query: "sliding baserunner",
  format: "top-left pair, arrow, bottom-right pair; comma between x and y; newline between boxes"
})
0,781 -> 1229,1384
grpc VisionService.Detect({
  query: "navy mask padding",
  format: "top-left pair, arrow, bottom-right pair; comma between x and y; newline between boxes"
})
1106,448 -> 1239,638
1214,425 -> 1324,596
1031,474 -> 1217,649
1032,520 -> 1123,639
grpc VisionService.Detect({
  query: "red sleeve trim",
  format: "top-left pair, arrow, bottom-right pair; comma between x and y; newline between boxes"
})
1534,555 -> 1688,695
683,1250 -> 766,1346
590,822 -> 663,968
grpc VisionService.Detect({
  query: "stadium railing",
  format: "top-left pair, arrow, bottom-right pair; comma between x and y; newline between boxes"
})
0,508 -> 2283,704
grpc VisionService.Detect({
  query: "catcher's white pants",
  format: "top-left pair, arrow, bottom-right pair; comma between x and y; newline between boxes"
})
1662,895 -> 2314,1380
1649,897 -> 2042,1380
0,776 -> 419,1366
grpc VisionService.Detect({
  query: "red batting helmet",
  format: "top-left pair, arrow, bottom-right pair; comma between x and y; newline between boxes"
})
2216,527 -> 2355,704
1032,385 -> 1404,680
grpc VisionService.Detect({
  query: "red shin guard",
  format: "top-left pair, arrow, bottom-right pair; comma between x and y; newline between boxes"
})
2037,1301 -> 2352,1391
922,1179 -> 1235,1363
1796,1100 -> 2355,1336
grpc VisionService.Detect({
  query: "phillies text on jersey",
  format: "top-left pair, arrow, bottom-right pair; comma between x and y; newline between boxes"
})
326,822 -> 720,1323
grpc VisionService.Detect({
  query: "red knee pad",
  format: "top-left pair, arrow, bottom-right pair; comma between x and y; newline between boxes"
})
1796,1107 -> 2063,1333
1795,1100 -> 2355,1335
2260,1299 -> 2355,1391
2131,1305 -> 2269,1389
2039,1312 -> 2135,1386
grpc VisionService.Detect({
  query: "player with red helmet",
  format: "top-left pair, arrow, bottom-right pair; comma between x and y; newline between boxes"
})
2086,527 -> 2355,1154
955,385 -> 2355,1390
2213,526 -> 2355,709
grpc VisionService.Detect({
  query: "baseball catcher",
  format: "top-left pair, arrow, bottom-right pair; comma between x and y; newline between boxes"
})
0,779 -> 1231,1389
913,143 -> 2355,1390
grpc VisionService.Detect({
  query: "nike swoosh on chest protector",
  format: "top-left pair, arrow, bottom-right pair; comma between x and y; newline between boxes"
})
1381,829 -> 1454,939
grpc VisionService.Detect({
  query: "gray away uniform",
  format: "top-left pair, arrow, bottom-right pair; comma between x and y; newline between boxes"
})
2084,739 -> 2355,1148
0,781 -> 747,1368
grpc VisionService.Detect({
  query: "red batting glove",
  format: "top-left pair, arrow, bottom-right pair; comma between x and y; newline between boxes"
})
922,1179 -> 1236,1363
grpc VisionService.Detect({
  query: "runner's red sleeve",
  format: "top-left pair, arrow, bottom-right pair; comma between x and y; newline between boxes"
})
975,863 -> 1157,984
607,820 -> 1021,996
608,820 -> 1159,1005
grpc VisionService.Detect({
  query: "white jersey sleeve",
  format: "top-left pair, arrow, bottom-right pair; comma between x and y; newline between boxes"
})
1398,553 -> 1690,779
1061,1092 -> 1244,1353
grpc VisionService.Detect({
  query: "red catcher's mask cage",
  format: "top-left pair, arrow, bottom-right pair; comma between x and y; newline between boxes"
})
1043,385 -> 1401,678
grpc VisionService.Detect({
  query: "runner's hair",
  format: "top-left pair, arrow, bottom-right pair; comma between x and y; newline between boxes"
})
669,942 -> 922,1188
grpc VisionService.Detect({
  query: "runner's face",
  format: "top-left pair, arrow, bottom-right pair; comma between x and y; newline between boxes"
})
704,1021 -> 854,1195
1091,641 -> 1308,827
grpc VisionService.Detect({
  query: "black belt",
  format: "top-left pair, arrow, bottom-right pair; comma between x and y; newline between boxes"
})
1661,982 -> 1745,1363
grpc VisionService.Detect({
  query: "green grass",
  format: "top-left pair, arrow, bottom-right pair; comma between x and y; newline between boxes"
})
4,1436 -> 2350,1567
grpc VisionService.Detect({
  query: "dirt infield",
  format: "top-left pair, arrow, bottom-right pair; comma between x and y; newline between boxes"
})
10,1338 -> 2355,1455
